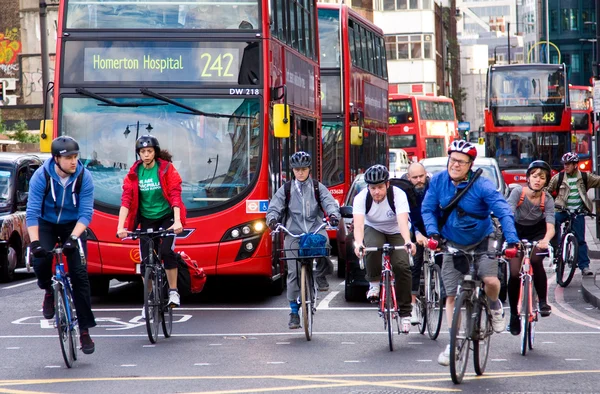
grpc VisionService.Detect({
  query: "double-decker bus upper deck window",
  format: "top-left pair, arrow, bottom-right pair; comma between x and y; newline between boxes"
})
489,68 -> 566,107
389,99 -> 413,124
66,0 -> 259,30
317,8 -> 340,68
417,100 -> 455,121
61,97 -> 261,212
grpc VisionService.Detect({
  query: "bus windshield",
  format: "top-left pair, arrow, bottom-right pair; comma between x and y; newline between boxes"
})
61,97 -> 261,211
389,134 -> 416,149
487,132 -> 569,169
389,99 -> 413,124
570,88 -> 591,110
65,0 -> 260,30
489,67 -> 566,107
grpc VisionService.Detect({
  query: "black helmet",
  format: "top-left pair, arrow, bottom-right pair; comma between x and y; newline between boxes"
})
290,151 -> 311,168
136,135 -> 160,156
526,160 -> 551,186
364,164 -> 389,185
51,136 -> 80,157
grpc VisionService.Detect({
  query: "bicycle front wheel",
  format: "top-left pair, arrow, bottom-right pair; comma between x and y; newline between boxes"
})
66,289 -> 78,362
300,264 -> 313,341
160,269 -> 173,338
520,279 -> 531,356
557,234 -> 578,288
450,291 -> 471,384
55,284 -> 75,368
473,300 -> 491,375
144,267 -> 160,344
382,271 -> 394,351
426,264 -> 443,340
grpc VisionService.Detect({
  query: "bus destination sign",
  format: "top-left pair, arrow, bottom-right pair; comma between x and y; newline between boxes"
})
495,110 -> 561,126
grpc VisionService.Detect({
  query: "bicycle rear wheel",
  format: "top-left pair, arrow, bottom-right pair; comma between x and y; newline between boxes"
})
300,264 -> 313,341
144,267 -> 160,344
450,291 -> 470,384
520,279 -> 530,356
160,269 -> 173,338
55,284 -> 75,368
473,300 -> 491,375
557,234 -> 578,288
426,264 -> 443,340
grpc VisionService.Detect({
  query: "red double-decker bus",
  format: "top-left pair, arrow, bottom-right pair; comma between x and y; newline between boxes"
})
569,85 -> 593,172
388,94 -> 458,166
49,0 -> 321,295
317,4 -> 389,206
485,64 -> 572,184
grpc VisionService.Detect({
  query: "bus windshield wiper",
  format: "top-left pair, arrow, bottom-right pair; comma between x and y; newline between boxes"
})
75,88 -> 166,107
140,88 -> 253,119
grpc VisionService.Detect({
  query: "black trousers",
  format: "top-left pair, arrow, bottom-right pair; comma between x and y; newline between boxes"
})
33,219 -> 96,331
139,214 -> 178,276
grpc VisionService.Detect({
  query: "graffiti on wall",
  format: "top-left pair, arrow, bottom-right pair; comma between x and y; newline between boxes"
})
0,28 -> 21,76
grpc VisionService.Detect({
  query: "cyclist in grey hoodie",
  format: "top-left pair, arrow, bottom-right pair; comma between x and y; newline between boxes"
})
266,151 -> 340,329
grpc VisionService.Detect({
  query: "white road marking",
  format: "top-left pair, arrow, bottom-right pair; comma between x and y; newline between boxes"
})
491,359 -> 507,362
565,359 -> 584,361
341,342 -> 355,345
44,366 -> 61,369
266,361 -> 285,364
120,364 -> 137,367
194,363 -> 212,366
209,343 -> 222,346
542,341 -> 555,344
417,360 -> 432,362
5,347 -> 20,350
142,345 -> 155,348
339,281 -> 345,286
317,291 -> 339,309
344,360 -> 361,363
88,307 -> 375,312
1,279 -> 37,290
275,342 -> 290,345
408,342 -> 423,345
110,282 -> 130,289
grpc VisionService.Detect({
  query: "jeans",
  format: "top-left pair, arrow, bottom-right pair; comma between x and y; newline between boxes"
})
284,232 -> 330,303
32,219 -> 96,331
554,211 -> 589,270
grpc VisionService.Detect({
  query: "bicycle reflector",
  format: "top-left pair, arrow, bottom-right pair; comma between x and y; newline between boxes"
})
504,248 -> 518,259
427,238 -> 439,250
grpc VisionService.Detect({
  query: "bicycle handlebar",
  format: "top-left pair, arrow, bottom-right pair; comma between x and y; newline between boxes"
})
272,221 -> 329,238
358,243 -> 413,270
25,237 -> 87,271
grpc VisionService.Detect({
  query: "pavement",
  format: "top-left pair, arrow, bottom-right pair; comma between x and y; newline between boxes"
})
580,215 -> 600,307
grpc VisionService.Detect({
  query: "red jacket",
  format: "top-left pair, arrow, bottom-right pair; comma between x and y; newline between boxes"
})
121,159 -> 187,230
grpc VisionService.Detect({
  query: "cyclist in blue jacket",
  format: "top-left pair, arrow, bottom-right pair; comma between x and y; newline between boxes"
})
421,140 -> 519,366
26,136 -> 96,354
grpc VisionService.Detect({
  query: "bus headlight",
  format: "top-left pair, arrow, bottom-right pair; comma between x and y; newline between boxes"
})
242,226 -> 251,235
222,220 -> 267,242
231,229 -> 240,238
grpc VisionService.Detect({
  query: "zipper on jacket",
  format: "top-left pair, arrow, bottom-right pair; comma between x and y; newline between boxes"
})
56,181 -> 67,223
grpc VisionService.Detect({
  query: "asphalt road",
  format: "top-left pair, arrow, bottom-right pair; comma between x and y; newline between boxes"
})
1,260 -> 600,394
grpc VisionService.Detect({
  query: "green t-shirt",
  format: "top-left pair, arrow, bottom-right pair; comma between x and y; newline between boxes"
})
138,164 -> 171,219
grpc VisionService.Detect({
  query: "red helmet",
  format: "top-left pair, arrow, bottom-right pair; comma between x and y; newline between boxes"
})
448,140 -> 477,160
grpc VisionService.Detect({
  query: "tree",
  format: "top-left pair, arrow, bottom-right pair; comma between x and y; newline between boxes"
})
10,120 -> 38,143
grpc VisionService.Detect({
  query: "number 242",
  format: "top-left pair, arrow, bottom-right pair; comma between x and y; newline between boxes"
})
201,53 -> 234,77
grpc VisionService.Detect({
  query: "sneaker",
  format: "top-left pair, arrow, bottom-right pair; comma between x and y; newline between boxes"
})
366,285 -> 380,302
491,307 -> 506,333
288,313 -> 300,329
509,314 -> 521,336
410,303 -> 419,325
80,330 -> 95,354
141,306 -> 145,320
42,291 -> 55,319
539,301 -> 552,317
401,317 -> 411,334
316,277 -> 329,292
438,344 -> 450,366
168,290 -> 180,307
582,268 -> 594,276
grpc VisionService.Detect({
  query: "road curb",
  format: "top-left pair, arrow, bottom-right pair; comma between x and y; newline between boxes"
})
581,276 -> 600,309
589,250 -> 600,259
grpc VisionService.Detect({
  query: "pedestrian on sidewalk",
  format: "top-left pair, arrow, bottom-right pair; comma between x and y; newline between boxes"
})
548,152 -> 600,276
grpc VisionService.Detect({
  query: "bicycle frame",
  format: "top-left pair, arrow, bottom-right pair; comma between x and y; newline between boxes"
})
379,249 -> 398,320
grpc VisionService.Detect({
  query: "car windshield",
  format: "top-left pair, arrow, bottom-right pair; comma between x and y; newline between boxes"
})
0,169 -> 11,203
423,161 -> 500,189
346,176 -> 367,206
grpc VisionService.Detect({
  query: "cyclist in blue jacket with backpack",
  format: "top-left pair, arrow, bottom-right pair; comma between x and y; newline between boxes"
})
26,136 -> 96,354
421,140 -> 519,366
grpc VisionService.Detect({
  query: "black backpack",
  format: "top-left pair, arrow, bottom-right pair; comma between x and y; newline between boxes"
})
365,178 -> 418,215
41,168 -> 84,216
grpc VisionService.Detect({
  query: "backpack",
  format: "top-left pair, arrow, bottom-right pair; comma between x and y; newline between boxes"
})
283,179 -> 325,222
517,187 -> 545,211
176,251 -> 207,296
365,178 -> 418,215
553,171 -> 588,198
41,168 -> 84,216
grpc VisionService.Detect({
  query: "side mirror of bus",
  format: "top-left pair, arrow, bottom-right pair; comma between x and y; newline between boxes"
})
350,126 -> 363,146
340,206 -> 353,218
39,120 -> 53,153
273,104 -> 290,138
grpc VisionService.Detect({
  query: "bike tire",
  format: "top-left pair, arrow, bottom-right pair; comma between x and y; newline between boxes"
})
55,284 -> 74,368
450,291 -> 470,384
520,279 -> 530,356
558,234 -> 578,288
144,267 -> 159,344
529,286 -> 538,350
473,300 -> 491,375
161,269 -> 173,338
418,296 -> 427,335
384,271 -> 394,351
426,264 -> 443,340
66,289 -> 78,361
300,264 -> 312,341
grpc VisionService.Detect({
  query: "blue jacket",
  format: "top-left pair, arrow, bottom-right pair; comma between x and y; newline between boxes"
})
26,158 -> 94,227
421,170 -> 519,245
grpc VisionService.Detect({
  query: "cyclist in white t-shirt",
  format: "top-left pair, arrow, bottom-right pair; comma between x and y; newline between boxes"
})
352,165 -> 416,333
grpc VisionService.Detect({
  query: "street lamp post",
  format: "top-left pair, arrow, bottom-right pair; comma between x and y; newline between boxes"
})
545,0 -> 550,64
123,121 -> 153,157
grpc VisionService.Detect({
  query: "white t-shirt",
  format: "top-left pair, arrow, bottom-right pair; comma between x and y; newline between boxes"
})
353,186 -> 410,234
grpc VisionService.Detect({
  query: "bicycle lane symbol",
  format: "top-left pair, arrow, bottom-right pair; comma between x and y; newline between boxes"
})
12,314 -> 193,330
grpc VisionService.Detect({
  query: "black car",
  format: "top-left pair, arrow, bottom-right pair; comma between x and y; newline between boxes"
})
336,174 -> 369,301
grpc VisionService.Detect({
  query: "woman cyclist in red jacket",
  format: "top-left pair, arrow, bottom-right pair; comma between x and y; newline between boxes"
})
116,135 -> 187,308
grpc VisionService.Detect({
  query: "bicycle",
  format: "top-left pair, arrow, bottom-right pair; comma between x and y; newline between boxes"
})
123,228 -> 175,344
431,239 -> 502,384
26,238 -> 87,368
505,240 -> 552,356
359,243 -> 412,351
272,221 -> 329,341
554,208 -> 596,287
423,246 -> 443,340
